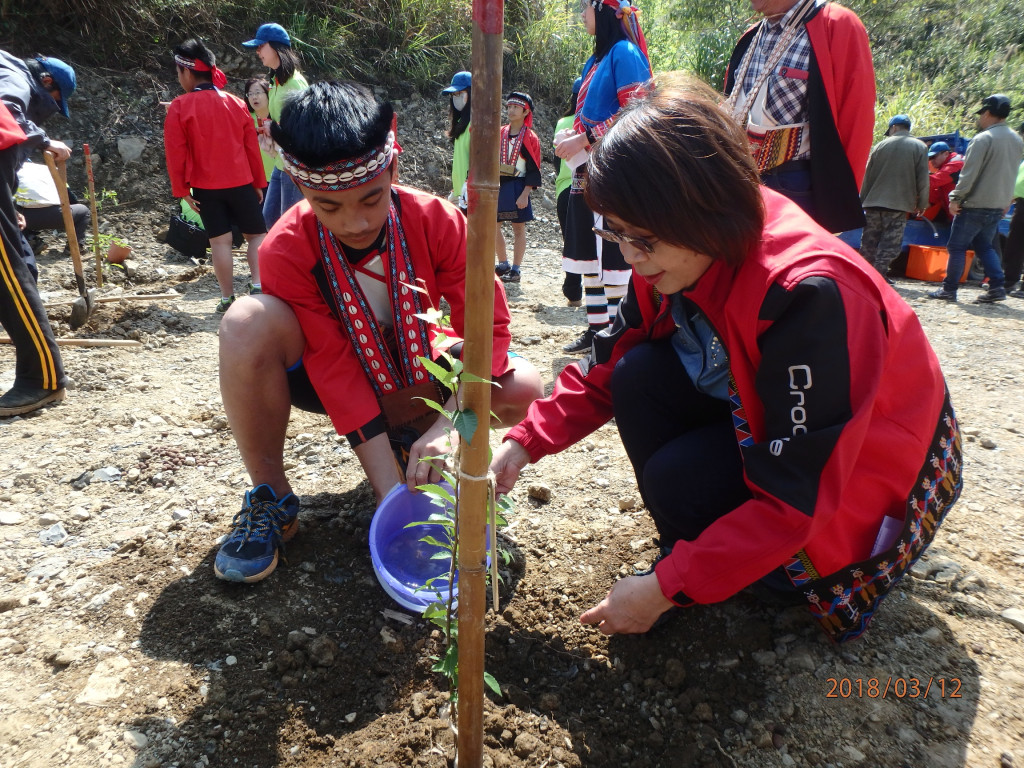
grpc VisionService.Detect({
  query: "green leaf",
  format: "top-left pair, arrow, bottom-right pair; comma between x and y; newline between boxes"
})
415,396 -> 452,418
458,371 -> 493,385
416,483 -> 456,505
418,356 -> 455,383
413,306 -> 445,326
484,671 -> 502,697
418,535 -> 451,548
452,408 -> 478,443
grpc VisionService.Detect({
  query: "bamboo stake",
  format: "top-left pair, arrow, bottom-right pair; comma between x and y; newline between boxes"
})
456,0 -> 503,763
44,292 -> 180,308
84,144 -> 103,287
0,337 -> 142,347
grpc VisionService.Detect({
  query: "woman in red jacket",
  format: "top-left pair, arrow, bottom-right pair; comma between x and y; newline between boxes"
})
491,74 -> 961,643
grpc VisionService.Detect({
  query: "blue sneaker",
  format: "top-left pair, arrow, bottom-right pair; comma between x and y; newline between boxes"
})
214,485 -> 300,583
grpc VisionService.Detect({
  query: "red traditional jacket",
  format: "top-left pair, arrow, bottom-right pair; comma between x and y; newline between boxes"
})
163,85 -> 267,197
260,185 -> 513,436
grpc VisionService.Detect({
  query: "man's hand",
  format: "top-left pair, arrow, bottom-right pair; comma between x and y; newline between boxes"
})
406,414 -> 457,492
489,439 -> 531,496
16,212 -> 26,231
580,573 -> 676,635
44,140 -> 72,162
948,199 -> 961,217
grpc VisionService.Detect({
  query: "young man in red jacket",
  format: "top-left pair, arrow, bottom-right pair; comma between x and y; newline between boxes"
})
164,38 -> 267,313
214,81 -> 542,584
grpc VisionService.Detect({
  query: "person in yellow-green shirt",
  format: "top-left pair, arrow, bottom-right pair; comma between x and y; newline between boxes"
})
243,77 -> 276,185
442,71 -> 471,212
242,23 -> 309,228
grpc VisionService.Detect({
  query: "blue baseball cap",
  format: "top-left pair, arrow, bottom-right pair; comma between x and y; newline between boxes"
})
242,23 -> 291,48
928,141 -> 951,157
36,56 -> 76,118
887,114 -> 911,131
443,71 -> 471,94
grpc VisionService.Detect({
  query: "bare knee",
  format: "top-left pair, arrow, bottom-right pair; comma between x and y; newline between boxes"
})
219,295 -> 304,369
492,356 -> 543,426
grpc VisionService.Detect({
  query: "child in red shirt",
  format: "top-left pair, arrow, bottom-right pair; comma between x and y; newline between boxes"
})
164,38 -> 267,312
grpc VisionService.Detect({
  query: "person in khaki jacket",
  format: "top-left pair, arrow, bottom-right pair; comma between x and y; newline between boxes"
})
928,94 -> 1024,303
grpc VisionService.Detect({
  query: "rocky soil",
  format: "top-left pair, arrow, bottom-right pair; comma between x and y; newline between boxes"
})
1,67 -> 1024,768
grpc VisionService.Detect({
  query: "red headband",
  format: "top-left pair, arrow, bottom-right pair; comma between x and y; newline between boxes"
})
175,54 -> 227,89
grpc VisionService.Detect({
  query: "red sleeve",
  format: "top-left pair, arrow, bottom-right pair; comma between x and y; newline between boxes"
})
0,102 -> 26,151
809,5 -> 876,188
522,129 -> 542,184
163,98 -> 190,199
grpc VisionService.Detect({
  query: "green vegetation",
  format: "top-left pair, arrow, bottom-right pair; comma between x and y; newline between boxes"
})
5,0 -> 1021,137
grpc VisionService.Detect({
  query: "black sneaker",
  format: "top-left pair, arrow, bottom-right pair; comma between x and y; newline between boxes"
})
0,387 -> 65,417
501,269 -> 521,283
562,328 -> 596,354
495,261 -> 511,277
1009,288 -> 1024,299
927,288 -> 958,302
975,288 -> 1007,303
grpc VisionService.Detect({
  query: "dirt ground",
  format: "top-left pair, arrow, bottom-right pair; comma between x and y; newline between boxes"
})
2,83 -> 1024,768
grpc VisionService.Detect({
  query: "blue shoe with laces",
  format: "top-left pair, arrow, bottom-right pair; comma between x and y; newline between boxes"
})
214,485 -> 300,583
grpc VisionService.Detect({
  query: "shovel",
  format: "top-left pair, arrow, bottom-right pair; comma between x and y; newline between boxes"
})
43,151 -> 95,329
83,143 -> 103,287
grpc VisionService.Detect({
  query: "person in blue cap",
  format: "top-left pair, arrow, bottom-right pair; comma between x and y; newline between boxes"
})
242,24 -> 309,229
442,71 -> 471,211
858,114 -> 929,282
923,141 -> 963,222
0,49 -> 75,417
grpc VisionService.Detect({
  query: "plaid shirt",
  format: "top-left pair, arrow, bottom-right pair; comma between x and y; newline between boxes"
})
741,0 -> 824,127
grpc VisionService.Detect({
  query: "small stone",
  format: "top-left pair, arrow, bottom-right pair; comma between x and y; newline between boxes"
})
225,656 -> 237,666
527,484 -> 551,502
308,635 -> 338,667
594,478 -> 610,489
70,507 -> 91,521
731,709 -> 749,725
93,466 -> 122,482
980,437 -> 997,449
0,510 -> 24,525
37,512 -> 61,526
39,523 -> 69,546
1000,608 -> 1024,633
171,509 -> 191,522
693,702 -> 713,722
844,746 -> 866,762
752,650 -> 778,667
123,731 -> 148,750
921,627 -> 944,644
617,497 -> 637,511
344,712 -> 357,723
286,630 -> 310,650
664,658 -> 686,688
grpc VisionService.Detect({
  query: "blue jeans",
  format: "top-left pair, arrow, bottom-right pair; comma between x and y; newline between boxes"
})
944,207 -> 1004,293
262,167 -> 304,229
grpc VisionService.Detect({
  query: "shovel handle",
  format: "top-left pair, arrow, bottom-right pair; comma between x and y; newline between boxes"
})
83,144 -> 103,287
42,152 -> 88,297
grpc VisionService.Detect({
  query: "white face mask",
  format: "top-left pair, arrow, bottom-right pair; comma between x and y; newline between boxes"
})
452,92 -> 468,112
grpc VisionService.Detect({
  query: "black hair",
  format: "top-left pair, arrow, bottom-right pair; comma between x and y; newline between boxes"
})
447,89 -> 471,143
271,81 -> 394,168
25,57 -> 45,85
244,77 -> 270,113
270,42 -> 300,85
173,38 -> 216,81
593,3 -> 627,62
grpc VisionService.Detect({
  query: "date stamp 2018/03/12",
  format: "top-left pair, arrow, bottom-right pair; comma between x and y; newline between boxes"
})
826,678 -> 962,699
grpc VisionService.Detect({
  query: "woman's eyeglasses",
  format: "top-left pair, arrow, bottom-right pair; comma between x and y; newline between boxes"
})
246,91 -> 265,99
592,226 -> 657,254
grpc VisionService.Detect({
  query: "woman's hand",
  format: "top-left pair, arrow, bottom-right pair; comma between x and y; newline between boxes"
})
554,132 -> 588,160
406,414 -> 458,492
489,439 -> 531,496
580,573 -> 675,635
516,188 -> 531,209
183,194 -> 200,214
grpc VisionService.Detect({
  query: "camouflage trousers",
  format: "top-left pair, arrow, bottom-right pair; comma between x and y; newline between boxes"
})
860,208 -> 909,276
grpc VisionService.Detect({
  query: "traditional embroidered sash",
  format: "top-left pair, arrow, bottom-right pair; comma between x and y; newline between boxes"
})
499,125 -> 526,177
572,65 -> 598,136
316,202 -> 433,398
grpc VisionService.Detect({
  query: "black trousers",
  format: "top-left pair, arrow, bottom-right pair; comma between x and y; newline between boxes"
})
0,147 -> 64,393
1002,199 -> 1024,289
18,201 -> 90,246
610,340 -> 800,595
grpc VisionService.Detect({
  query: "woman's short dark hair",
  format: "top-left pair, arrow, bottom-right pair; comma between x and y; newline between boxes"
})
244,77 -> 270,113
173,39 -> 216,81
271,81 -> 394,169
593,3 -> 628,61
270,42 -> 300,85
447,89 -> 471,142
585,73 -> 765,267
